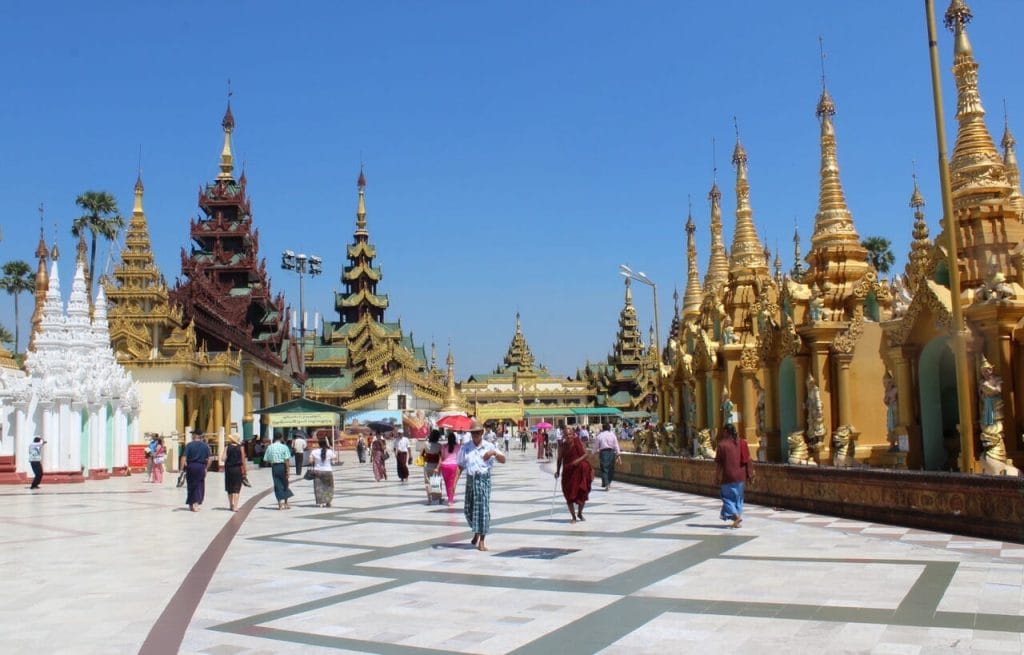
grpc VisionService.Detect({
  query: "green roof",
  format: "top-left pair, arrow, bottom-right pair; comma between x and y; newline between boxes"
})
252,397 -> 345,416
571,407 -> 623,416
524,407 -> 576,417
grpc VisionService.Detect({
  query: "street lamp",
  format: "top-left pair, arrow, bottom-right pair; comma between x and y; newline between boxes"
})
282,249 -> 322,398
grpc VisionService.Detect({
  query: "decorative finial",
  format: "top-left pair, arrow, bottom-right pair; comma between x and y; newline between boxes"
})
731,116 -> 747,166
910,162 -> 926,208
35,203 -> 48,260
50,220 -> 60,261
355,164 -> 368,233
712,136 -> 718,185
944,0 -> 972,32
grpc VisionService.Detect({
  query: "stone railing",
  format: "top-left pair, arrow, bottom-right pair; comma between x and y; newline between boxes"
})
607,453 -> 1024,544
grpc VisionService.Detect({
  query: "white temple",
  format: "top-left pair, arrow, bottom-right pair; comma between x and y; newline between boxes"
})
0,259 -> 139,483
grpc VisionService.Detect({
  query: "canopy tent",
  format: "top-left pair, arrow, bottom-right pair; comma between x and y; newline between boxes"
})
252,398 -> 345,429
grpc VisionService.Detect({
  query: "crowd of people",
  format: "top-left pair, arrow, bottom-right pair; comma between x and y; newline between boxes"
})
122,414 -> 749,548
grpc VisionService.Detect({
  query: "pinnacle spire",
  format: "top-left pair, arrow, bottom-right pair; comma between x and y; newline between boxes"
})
682,204 -> 702,320
944,0 -> 1009,200
704,154 -> 729,294
355,166 -> 368,235
1002,102 -> 1023,212
728,119 -> 766,274
791,222 -> 804,280
29,204 -> 49,352
906,170 -> 932,289
133,173 -> 145,215
810,77 -> 861,250
217,93 -> 236,182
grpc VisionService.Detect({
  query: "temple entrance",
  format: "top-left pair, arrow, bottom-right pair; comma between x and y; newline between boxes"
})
778,356 -> 797,460
918,336 -> 959,471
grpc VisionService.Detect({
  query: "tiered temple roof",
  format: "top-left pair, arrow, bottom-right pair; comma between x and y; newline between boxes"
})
169,103 -> 287,369
305,170 -> 443,409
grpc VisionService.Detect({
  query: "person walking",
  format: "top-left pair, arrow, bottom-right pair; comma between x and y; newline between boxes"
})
370,434 -> 388,481
28,436 -> 45,489
151,437 -> 166,485
291,431 -> 308,478
421,429 -> 443,504
534,429 -> 546,461
144,433 -> 158,482
458,419 -> 506,551
180,432 -> 211,512
555,427 -> 593,523
439,431 -> 460,506
499,424 -> 510,456
220,435 -> 246,512
309,436 -> 336,508
264,434 -> 294,510
714,423 -> 754,529
593,423 -> 622,490
356,434 -> 367,463
394,432 -> 411,483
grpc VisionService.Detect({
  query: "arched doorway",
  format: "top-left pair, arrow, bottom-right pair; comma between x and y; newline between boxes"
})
778,356 -> 797,460
918,336 -> 959,470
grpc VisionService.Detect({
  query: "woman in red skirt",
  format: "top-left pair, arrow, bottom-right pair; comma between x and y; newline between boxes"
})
554,427 -> 593,523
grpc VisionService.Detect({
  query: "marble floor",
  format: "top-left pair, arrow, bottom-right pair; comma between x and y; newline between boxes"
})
3,448 -> 1022,654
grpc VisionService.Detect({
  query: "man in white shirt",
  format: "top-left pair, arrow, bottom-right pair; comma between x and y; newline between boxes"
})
394,433 -> 411,482
457,419 -> 506,551
291,432 -> 308,477
593,423 -> 622,490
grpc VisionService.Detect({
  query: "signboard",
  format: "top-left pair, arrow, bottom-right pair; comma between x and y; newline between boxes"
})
270,411 -> 341,428
128,444 -> 149,469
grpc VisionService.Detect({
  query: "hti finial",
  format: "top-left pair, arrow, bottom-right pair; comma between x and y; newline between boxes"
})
712,136 -> 718,184
818,36 -> 827,91
944,0 -> 973,32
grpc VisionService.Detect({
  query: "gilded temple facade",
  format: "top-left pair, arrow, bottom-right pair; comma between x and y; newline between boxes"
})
462,313 -> 592,423
303,170 -> 446,411
106,104 -> 294,451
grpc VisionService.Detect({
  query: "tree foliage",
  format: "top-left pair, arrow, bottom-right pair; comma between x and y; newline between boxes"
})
71,190 -> 124,301
0,260 -> 35,353
861,236 -> 896,275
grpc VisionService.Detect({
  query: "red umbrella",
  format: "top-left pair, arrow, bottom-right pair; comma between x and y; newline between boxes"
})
437,415 -> 473,431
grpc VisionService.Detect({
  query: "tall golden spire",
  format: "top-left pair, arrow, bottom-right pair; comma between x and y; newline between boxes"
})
906,171 -> 932,290
29,204 -> 49,352
217,97 -> 236,182
442,342 -> 464,412
791,223 -> 804,280
76,230 -> 88,274
728,121 -> 766,275
682,200 -> 702,320
809,75 -> 862,250
944,0 -> 1009,202
704,143 -> 729,294
355,166 -> 368,235
1002,104 -> 1023,213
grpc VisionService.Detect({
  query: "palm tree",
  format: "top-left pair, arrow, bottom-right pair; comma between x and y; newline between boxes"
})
0,260 -> 35,353
71,190 -> 125,301
862,236 -> 896,276
0,324 -> 14,347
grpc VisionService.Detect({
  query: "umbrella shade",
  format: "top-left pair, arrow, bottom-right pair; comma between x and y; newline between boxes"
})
437,415 -> 473,431
534,421 -> 553,430
367,420 -> 398,434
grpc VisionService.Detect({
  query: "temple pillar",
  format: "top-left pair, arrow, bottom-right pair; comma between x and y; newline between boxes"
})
113,404 -> 127,471
708,369 -> 722,431
242,364 -> 254,440
740,368 -> 757,447
62,402 -> 81,473
39,402 -> 56,472
998,333 -> 1016,449
174,383 -> 185,438
834,352 -> 854,427
259,372 -> 270,440
794,356 -> 808,431
14,403 -> 28,474
764,362 -> 780,461
694,374 -> 707,430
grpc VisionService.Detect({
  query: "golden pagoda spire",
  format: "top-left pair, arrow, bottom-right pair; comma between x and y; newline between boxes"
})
29,204 -> 49,352
75,230 -> 88,276
944,0 -> 1009,201
1002,102 -> 1023,213
133,173 -> 145,215
355,166 -> 368,235
442,341 -> 464,412
704,140 -> 729,294
791,222 -> 804,280
728,119 -> 766,275
809,56 -> 861,251
682,199 -> 703,320
906,170 -> 933,290
217,90 -> 236,182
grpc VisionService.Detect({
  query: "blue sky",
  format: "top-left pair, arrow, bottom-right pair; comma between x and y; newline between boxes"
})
1,1 -> 1022,377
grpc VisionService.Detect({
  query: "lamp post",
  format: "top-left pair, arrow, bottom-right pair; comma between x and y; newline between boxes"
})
281,249 -> 322,398
924,0 -> 976,472
620,264 -> 663,422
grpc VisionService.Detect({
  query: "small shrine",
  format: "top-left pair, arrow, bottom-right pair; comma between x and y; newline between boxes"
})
303,169 -> 445,411
0,253 -> 139,483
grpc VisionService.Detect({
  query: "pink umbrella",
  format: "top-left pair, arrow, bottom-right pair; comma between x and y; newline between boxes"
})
534,421 -> 553,430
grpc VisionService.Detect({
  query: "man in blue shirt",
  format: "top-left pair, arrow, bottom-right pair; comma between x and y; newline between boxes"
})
264,435 -> 294,510
458,419 -> 506,551
179,432 -> 211,512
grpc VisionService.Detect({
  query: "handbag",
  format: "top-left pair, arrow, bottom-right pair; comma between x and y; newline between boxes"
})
383,449 -> 390,460
414,452 -> 426,467
176,471 -> 186,488
304,468 -> 315,481
429,473 -> 443,495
